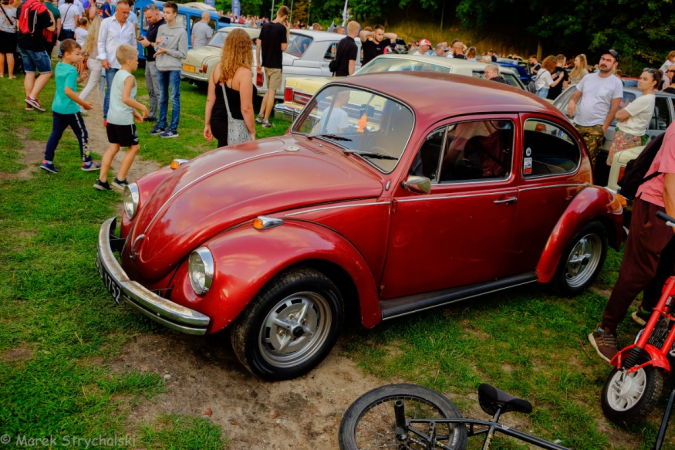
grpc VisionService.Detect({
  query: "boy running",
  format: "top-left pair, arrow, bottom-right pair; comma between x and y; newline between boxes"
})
40,38 -> 98,174
94,44 -> 148,192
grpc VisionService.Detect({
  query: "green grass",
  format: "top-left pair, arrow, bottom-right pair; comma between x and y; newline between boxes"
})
139,414 -> 228,450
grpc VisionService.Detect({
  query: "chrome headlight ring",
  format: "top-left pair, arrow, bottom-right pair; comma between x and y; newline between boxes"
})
188,247 -> 215,295
123,183 -> 140,220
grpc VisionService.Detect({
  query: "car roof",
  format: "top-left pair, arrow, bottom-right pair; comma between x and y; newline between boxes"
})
368,54 -> 521,77
215,27 -> 260,38
335,72 -> 563,121
290,29 -> 348,41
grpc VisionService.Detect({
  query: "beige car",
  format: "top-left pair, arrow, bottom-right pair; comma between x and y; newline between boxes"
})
274,54 -> 525,122
181,27 -> 260,83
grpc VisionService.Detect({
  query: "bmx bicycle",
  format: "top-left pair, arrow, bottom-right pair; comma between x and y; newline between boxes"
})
601,208 -> 675,449
339,383 -> 570,450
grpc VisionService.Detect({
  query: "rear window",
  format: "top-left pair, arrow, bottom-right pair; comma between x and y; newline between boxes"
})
286,34 -> 313,57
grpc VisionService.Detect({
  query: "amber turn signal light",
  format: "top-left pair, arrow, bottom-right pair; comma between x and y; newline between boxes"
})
615,193 -> 628,208
253,216 -> 284,230
170,159 -> 189,170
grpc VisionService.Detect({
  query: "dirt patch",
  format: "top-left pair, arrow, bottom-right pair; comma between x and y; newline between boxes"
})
1,343 -> 33,362
111,333 -> 386,449
0,127 -> 46,181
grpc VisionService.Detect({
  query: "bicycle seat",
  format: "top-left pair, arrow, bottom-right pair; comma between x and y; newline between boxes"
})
478,384 -> 532,416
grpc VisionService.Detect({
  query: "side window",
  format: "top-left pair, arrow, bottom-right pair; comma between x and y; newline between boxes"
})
652,97 -> 670,131
410,128 -> 445,182
324,43 -> 337,60
438,120 -> 514,182
523,119 -> 580,177
503,74 -> 521,88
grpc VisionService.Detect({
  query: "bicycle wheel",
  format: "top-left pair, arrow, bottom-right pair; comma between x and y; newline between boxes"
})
339,384 -> 468,450
601,365 -> 664,426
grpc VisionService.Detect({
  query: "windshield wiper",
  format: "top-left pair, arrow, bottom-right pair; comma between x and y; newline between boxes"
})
313,133 -> 352,142
343,150 -> 398,160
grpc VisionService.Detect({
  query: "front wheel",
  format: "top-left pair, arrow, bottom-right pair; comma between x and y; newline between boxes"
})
601,365 -> 664,426
554,220 -> 608,296
230,267 -> 343,381
339,384 -> 468,450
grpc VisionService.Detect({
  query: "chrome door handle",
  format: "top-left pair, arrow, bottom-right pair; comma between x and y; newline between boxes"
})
494,196 -> 518,204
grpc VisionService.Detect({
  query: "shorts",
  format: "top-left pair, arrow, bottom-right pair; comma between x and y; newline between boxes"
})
0,30 -> 17,54
264,67 -> 282,92
18,47 -> 52,73
106,123 -> 139,147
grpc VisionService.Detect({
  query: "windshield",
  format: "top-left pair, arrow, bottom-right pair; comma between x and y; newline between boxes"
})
357,57 -> 452,75
293,85 -> 414,173
207,29 -> 257,48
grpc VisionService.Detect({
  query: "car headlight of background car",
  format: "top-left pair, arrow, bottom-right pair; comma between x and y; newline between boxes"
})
123,183 -> 140,220
188,247 -> 215,295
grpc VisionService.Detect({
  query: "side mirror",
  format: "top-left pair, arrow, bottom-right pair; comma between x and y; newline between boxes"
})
402,175 -> 431,194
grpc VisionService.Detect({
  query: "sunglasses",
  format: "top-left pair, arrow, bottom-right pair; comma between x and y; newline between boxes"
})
643,68 -> 656,74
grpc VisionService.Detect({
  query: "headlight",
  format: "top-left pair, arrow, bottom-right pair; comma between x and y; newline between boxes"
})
188,247 -> 215,295
123,183 -> 140,220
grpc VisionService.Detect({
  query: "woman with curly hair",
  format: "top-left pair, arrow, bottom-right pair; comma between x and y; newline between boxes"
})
204,28 -> 256,147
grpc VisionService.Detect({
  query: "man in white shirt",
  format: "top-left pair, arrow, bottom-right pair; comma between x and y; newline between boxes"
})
191,12 -> 213,49
412,39 -> 433,57
97,0 -> 136,121
566,49 -> 623,165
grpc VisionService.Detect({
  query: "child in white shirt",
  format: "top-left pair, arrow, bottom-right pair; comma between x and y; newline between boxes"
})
75,18 -> 89,46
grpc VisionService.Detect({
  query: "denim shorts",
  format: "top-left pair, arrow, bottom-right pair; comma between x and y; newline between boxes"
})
18,47 -> 52,74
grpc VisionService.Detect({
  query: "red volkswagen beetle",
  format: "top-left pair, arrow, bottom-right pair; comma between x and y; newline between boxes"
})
97,73 -> 624,380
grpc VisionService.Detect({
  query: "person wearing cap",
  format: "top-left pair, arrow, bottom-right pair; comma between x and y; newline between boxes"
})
412,39 -> 433,56
566,49 -> 623,166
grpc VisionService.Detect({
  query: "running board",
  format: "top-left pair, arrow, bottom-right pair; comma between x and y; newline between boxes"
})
380,272 -> 539,320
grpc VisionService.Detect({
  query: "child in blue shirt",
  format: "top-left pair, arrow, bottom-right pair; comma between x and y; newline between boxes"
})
40,39 -> 100,174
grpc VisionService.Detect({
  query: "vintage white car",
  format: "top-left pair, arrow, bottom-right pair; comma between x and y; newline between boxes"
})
181,28 -> 345,99
274,55 -> 525,122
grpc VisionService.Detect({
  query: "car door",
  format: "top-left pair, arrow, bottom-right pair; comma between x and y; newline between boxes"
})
380,115 -> 521,299
507,115 -> 585,274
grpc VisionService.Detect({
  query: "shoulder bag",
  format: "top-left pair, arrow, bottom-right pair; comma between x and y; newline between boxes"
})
222,81 -> 251,146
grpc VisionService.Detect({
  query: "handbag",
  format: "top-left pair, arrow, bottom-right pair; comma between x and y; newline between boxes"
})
526,71 -> 540,94
57,4 -> 73,40
222,82 -> 251,145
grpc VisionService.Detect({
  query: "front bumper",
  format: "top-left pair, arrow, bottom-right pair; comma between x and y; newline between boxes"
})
96,217 -> 211,335
181,70 -> 208,82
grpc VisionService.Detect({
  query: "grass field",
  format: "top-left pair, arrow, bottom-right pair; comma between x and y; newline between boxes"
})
0,65 -> 670,449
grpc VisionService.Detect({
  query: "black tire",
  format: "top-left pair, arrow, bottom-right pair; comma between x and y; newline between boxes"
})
230,267 -> 343,381
339,384 -> 468,450
554,220 -> 608,296
601,365 -> 664,426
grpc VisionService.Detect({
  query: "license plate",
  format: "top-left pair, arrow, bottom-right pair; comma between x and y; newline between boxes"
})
96,252 -> 123,304
183,64 -> 195,73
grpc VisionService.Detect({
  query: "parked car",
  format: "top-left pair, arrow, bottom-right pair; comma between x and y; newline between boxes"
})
275,55 -> 525,122
553,85 -> 675,187
495,57 -> 531,84
97,73 -> 624,381
180,27 -> 260,82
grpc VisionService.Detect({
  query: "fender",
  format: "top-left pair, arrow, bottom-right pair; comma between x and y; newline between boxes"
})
610,344 -> 671,372
536,186 -> 623,283
169,220 -> 382,334
120,166 -> 173,238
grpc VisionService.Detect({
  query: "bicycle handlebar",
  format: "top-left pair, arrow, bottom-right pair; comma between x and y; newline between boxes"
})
656,211 -> 675,226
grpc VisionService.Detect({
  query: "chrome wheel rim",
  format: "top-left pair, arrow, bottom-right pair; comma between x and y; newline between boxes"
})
607,368 -> 647,411
258,291 -> 332,368
565,233 -> 602,288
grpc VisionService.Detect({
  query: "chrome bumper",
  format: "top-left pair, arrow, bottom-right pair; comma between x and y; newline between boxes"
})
273,104 -> 301,123
181,71 -> 208,82
96,217 -> 211,335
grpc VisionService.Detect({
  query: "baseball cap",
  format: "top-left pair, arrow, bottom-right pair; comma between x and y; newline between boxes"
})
419,39 -> 431,47
606,49 -> 620,62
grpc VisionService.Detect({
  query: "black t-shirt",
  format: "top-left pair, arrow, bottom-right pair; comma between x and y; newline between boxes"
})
17,5 -> 53,52
361,38 -> 392,66
334,36 -> 358,77
145,18 -> 166,62
547,66 -> 569,100
259,21 -> 287,69
454,54 -> 467,60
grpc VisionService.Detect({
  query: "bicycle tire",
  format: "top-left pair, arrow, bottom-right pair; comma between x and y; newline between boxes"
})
339,384 -> 468,450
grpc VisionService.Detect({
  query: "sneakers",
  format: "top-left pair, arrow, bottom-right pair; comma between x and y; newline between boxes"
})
255,115 -> 264,124
159,130 -> 179,138
111,178 -> 129,192
93,179 -> 112,191
150,125 -> 166,135
261,120 -> 273,128
588,325 -> 618,363
40,160 -> 58,173
25,96 -> 45,112
632,308 -> 652,326
25,104 -> 34,111
81,160 -> 101,172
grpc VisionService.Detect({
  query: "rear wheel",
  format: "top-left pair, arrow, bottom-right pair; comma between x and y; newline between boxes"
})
601,365 -> 664,426
339,384 -> 468,450
554,221 -> 607,295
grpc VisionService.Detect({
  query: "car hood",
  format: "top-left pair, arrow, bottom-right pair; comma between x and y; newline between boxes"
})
129,136 -> 384,280
185,46 -> 221,64
286,76 -> 333,93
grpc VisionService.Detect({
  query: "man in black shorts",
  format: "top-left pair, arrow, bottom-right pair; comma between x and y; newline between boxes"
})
333,21 -> 359,77
359,24 -> 396,66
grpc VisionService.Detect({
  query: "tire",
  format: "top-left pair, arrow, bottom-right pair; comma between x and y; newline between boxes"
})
554,220 -> 608,296
339,384 -> 468,450
230,267 -> 343,381
601,365 -> 664,427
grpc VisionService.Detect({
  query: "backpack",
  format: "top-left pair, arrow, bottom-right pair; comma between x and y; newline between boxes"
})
18,0 -> 46,36
526,72 -> 539,94
617,132 -> 666,200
